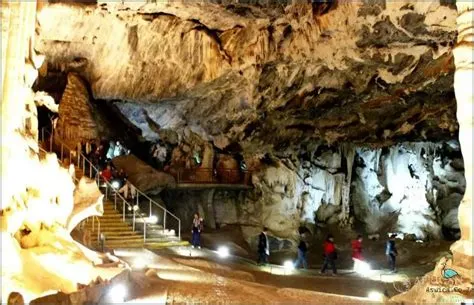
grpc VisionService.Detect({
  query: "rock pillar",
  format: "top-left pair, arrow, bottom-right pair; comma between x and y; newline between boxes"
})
450,1 -> 474,269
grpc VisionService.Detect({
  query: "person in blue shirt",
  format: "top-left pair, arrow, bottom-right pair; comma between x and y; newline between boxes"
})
386,234 -> 398,273
295,238 -> 308,269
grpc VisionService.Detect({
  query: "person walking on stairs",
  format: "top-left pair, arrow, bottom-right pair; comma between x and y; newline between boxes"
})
257,227 -> 270,265
320,234 -> 337,275
191,213 -> 203,249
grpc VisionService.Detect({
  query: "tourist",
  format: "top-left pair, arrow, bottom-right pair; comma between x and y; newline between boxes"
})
85,140 -> 91,155
118,179 -> 136,200
295,237 -> 308,269
320,234 -> 337,275
191,213 -> 203,249
257,227 -> 270,265
113,141 -> 123,158
352,234 -> 363,260
352,234 -> 364,271
386,234 -> 398,273
106,141 -> 115,160
100,164 -> 113,182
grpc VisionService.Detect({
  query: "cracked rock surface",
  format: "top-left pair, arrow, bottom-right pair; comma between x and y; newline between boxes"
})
37,1 -> 458,152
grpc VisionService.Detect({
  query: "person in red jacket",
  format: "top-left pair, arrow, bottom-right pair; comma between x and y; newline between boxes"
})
320,234 -> 337,275
352,235 -> 363,260
100,164 -> 113,182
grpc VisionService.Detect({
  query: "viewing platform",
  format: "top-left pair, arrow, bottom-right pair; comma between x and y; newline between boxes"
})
167,168 -> 253,191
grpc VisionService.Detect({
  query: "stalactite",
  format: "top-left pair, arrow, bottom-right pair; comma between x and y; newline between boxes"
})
340,143 -> 355,224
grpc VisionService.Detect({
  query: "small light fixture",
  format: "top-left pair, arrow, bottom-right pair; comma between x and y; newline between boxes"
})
132,259 -> 147,270
148,215 -> 158,223
217,246 -> 229,258
367,291 -> 384,301
111,180 -> 120,189
109,284 -> 127,303
283,260 -> 294,271
353,259 -> 371,276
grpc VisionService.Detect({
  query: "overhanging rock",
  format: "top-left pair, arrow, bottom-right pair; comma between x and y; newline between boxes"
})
112,155 -> 176,193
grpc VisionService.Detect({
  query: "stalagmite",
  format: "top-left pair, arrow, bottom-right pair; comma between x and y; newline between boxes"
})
450,1 -> 474,269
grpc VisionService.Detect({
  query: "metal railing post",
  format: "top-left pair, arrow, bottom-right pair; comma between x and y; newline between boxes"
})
92,216 -> 95,232
163,211 -> 167,232
105,184 -> 108,200
97,220 -> 100,244
122,199 -> 125,221
178,219 -> 181,240
89,163 -> 92,178
132,209 -> 136,231
149,199 -> 152,218
114,192 -> 117,209
82,157 -> 85,175
144,222 -> 147,243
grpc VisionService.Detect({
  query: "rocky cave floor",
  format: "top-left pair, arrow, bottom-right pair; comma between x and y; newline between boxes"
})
110,226 -> 455,304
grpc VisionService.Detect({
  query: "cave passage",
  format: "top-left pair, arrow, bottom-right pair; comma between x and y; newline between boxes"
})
2,1 -> 473,304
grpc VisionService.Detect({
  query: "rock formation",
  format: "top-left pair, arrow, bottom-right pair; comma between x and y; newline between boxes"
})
37,1 -> 458,151
32,0 -> 469,246
1,1 -> 125,302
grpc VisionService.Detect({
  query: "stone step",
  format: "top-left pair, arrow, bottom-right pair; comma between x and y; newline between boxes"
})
97,240 -> 186,248
88,231 -> 139,236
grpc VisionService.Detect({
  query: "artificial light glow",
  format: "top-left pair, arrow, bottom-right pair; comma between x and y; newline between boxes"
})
148,215 -> 158,224
217,246 -> 229,258
133,205 -> 139,211
132,259 -> 147,270
283,260 -> 294,271
109,284 -> 127,303
367,291 -> 384,301
353,259 -> 371,276
416,240 -> 423,243
111,180 -> 120,189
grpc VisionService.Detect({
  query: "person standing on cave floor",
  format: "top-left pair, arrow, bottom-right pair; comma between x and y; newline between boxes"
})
320,234 -> 337,276
386,234 -> 398,273
351,234 -> 364,270
295,237 -> 308,269
191,213 -> 203,249
257,227 -> 270,266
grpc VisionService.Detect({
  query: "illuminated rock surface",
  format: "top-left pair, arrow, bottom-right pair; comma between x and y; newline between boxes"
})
1,0 -> 473,303
1,1 -> 125,302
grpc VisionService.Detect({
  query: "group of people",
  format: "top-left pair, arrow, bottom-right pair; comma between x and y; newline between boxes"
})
257,229 -> 399,275
75,139 -> 130,172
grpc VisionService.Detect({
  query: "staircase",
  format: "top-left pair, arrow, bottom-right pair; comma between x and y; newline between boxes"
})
39,129 -> 188,250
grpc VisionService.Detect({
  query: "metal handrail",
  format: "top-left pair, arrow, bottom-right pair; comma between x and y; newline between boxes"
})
39,127 -> 181,242
38,145 -> 102,246
134,187 -> 181,240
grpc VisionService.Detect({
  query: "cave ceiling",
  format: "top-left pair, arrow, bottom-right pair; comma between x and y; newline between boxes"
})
35,0 -> 459,155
